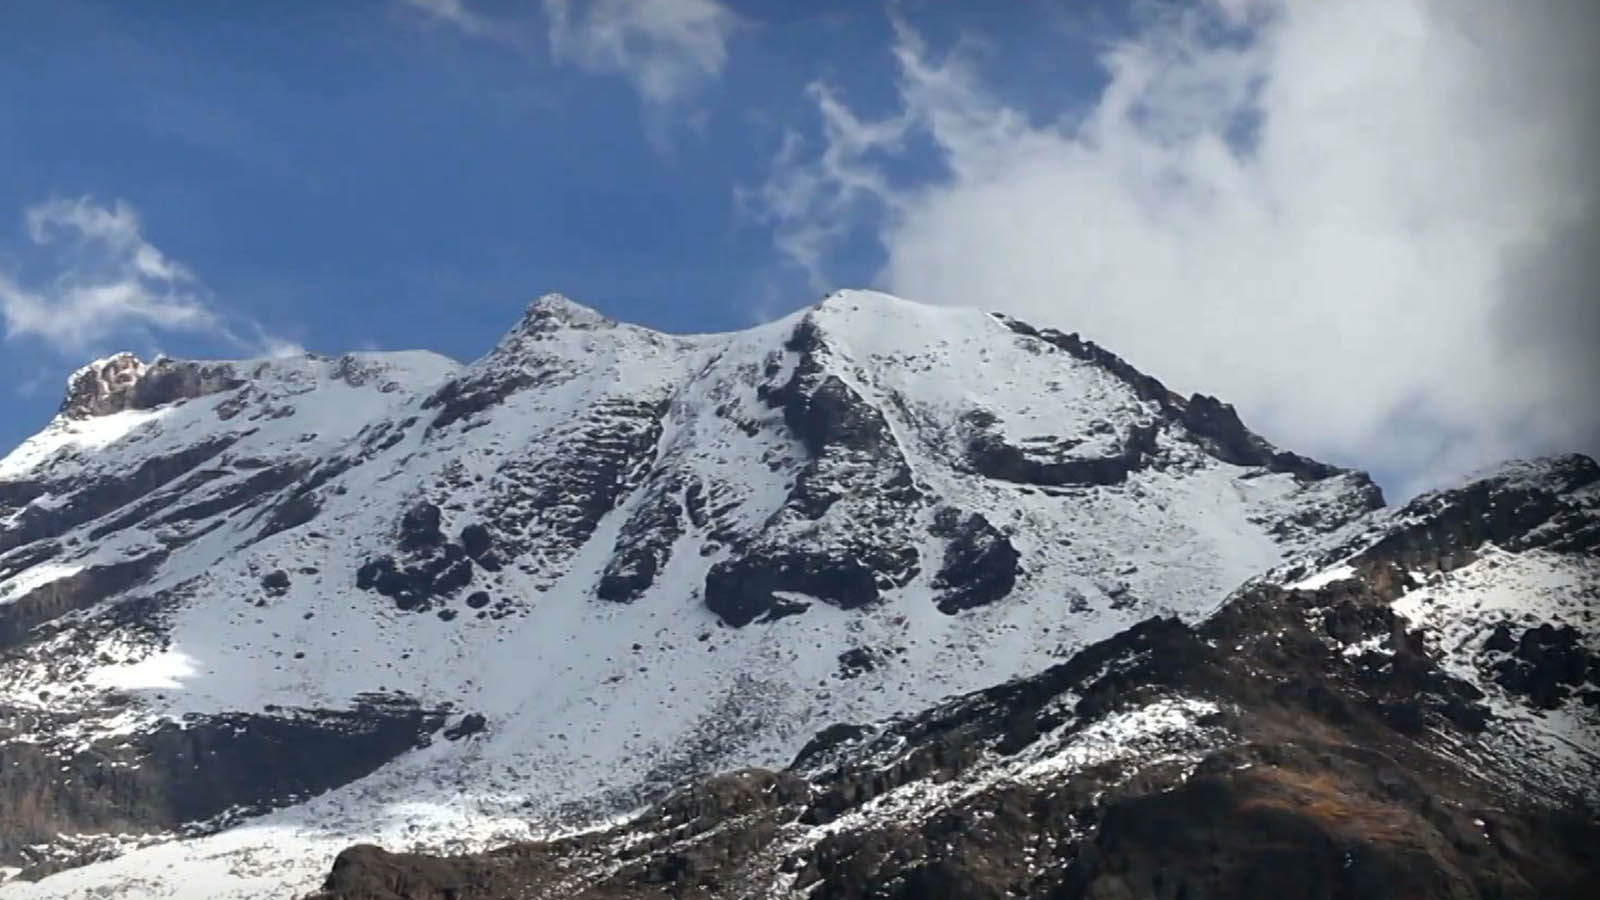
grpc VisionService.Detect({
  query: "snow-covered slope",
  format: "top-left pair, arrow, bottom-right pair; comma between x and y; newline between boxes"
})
304,453 -> 1600,900
1256,453 -> 1600,801
1,290 -> 1392,895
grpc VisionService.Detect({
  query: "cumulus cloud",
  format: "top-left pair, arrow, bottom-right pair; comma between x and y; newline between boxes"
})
0,197 -> 298,358
755,0 -> 1600,497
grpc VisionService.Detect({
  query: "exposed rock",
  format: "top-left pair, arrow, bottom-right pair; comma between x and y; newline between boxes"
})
459,523 -> 493,561
0,436 -> 239,555
422,372 -> 537,433
1,696 -> 446,872
0,550 -> 167,649
398,501 -> 444,551
931,509 -> 1021,613
443,713 -> 487,741
59,354 -> 245,420
965,422 -> 1161,487
704,553 -> 881,627
261,570 -> 291,595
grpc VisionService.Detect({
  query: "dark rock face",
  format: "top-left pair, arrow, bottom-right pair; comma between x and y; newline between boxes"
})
931,509 -> 1020,614
484,397 -> 668,588
965,423 -> 1160,488
59,354 -> 245,420
353,502 -> 502,613
993,314 -> 1379,490
703,315 -> 925,627
1179,393 -> 1347,481
1350,455 -> 1600,571
356,550 -> 474,613
0,550 -> 167,649
0,435 -> 239,555
705,552 -> 882,627
258,488 -> 324,540
1060,743 -> 1573,900
459,524 -> 493,561
443,713 -> 487,741
1486,623 -> 1600,710
422,372 -> 536,433
598,473 -> 689,604
399,502 -> 445,551
1,695 -> 446,876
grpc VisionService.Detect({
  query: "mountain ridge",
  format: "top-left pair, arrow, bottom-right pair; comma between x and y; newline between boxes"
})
0,290 -> 1590,898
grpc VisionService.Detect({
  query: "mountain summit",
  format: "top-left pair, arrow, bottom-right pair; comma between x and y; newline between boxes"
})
0,291 -> 1593,898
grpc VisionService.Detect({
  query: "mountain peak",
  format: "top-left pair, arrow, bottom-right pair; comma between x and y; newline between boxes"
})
517,292 -> 616,333
60,352 -> 148,419
58,353 -> 246,421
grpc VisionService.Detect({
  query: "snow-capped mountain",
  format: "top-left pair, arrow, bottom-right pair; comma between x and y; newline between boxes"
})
0,291 -> 1591,899
309,452 -> 1600,900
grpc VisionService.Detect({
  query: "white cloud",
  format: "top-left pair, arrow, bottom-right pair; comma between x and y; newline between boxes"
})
401,0 -> 737,111
755,1 -> 1600,498
400,0 -> 493,36
0,197 -> 298,358
543,0 -> 738,106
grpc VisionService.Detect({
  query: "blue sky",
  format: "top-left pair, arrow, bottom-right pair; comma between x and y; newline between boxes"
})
0,1 -> 1110,445
2,0 -> 1597,498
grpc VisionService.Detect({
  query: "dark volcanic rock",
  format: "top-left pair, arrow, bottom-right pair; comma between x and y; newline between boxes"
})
704,552 -> 882,627
484,396 -> 668,588
966,422 -> 1160,487
1,696 -> 446,873
422,372 -> 537,433
0,435 -> 239,555
399,502 -> 445,551
0,549 -> 167,649
1488,623 -> 1598,710
459,523 -> 493,561
598,473 -> 688,604
931,509 -> 1021,613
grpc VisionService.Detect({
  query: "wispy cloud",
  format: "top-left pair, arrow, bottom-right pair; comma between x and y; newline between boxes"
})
400,0 -> 738,140
0,197 -> 299,359
542,0 -> 738,107
400,0 -> 494,37
753,1 -> 1600,498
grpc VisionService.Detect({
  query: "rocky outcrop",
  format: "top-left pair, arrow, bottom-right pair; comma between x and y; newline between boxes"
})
60,354 -> 245,420
0,549 -> 167,648
965,421 -> 1161,487
1,696 -> 447,877
0,436 -> 239,555
930,508 -> 1020,613
704,551 -> 881,626
702,315 -> 927,627
994,314 -> 1377,487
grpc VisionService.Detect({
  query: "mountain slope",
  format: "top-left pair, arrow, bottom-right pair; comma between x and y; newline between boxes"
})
0,289 -> 1538,898
309,455 -> 1600,900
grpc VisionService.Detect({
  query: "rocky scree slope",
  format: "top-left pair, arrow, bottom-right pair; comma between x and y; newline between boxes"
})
0,289 -> 1494,897
311,454 -> 1600,900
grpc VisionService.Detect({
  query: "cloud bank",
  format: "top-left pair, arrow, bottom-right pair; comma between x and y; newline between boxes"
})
756,0 -> 1600,497
0,197 -> 297,358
